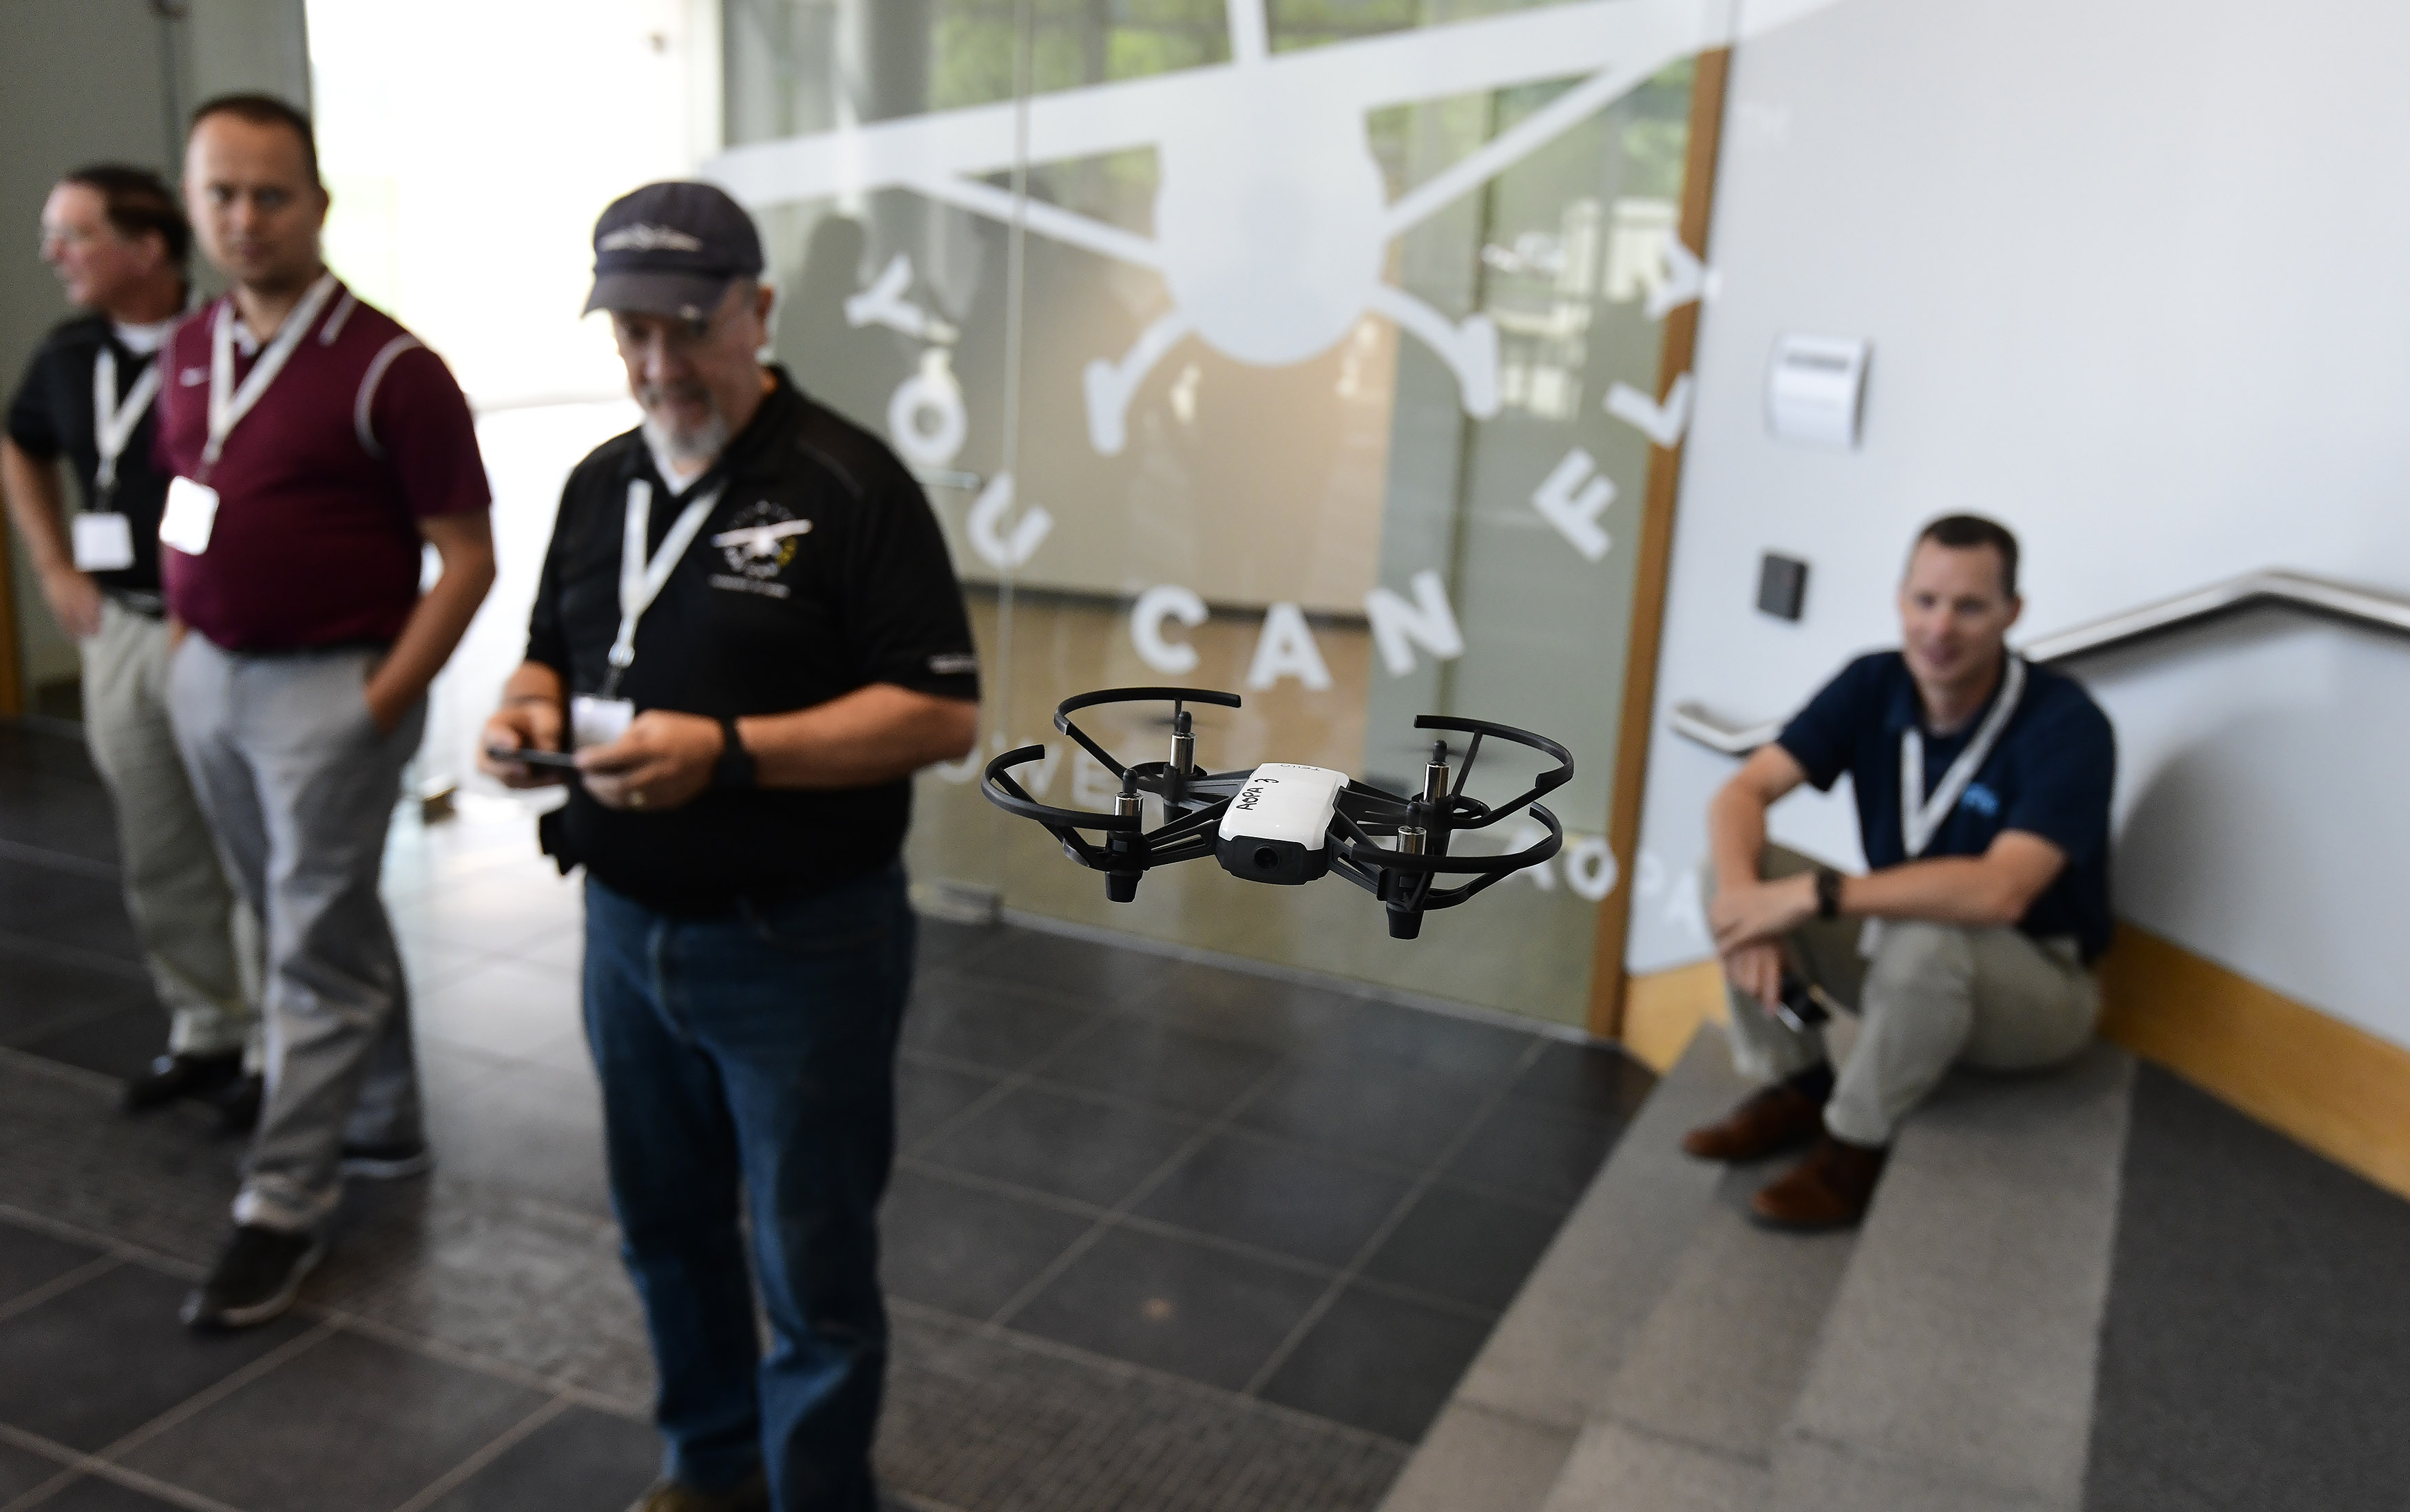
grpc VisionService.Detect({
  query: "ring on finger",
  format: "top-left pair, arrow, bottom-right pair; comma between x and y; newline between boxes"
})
629,788 -> 647,809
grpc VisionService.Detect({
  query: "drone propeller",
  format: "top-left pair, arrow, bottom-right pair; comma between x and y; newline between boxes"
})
981,688 -> 1574,935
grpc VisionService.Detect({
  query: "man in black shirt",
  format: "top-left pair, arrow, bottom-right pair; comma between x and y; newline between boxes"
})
478,182 -> 978,1512
1,165 -> 259,1124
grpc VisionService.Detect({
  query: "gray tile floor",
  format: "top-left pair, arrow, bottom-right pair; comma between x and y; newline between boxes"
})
0,722 -> 1654,1510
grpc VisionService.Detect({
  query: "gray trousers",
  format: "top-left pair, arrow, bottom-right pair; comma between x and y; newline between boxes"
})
81,600 -> 260,1061
168,635 -> 426,1232
1717,851 -> 2101,1146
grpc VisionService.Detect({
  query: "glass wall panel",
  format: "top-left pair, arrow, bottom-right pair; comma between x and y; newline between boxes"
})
719,1 -> 1709,1029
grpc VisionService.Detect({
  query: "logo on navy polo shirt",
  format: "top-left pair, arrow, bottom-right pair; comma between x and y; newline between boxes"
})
1960,784 -> 2000,817
708,499 -> 810,600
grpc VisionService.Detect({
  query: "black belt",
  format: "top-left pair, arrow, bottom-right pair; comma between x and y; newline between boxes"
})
105,589 -> 167,619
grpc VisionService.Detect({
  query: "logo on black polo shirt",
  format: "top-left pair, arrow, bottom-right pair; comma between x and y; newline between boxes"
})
708,499 -> 811,600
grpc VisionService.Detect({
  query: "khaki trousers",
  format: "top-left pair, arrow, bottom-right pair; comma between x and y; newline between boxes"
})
81,600 -> 260,1062
1715,850 -> 2101,1146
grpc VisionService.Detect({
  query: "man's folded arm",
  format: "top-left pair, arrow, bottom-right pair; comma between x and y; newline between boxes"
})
1843,830 -> 2067,930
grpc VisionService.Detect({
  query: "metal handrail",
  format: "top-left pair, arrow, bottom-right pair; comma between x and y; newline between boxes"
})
1670,568 -> 2410,755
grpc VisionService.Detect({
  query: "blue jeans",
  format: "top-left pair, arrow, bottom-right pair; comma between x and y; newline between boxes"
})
583,864 -> 913,1511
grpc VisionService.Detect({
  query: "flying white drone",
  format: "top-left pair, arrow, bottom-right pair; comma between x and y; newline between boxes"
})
983,687 -> 1573,939
706,0 -> 1843,456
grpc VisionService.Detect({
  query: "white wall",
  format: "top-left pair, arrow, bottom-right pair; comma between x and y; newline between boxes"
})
1631,0 -> 2410,1051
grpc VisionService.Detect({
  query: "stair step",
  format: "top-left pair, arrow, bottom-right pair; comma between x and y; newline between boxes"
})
1537,1152 -> 1861,1511
1378,1028 -> 1753,1512
1761,1044 -> 2135,1512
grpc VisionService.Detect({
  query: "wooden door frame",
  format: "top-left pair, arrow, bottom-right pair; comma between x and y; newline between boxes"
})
1585,45 -> 1734,1040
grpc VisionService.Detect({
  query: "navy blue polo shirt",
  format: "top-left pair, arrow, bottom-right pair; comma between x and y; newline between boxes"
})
1776,651 -> 2116,961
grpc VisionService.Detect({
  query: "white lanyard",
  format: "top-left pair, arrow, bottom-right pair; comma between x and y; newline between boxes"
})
1900,654 -> 2026,857
91,347 -> 162,498
603,475 -> 724,697
204,271 -> 339,470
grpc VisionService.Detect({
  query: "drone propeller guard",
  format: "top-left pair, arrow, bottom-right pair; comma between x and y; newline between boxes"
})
981,687 -> 1573,938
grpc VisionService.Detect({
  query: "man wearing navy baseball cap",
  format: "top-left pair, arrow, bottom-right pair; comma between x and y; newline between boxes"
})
479,182 -> 981,1512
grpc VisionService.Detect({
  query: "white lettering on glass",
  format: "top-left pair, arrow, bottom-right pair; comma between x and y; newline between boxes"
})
1364,569 -> 1465,678
1244,603 -> 1333,691
1532,448 -> 1614,562
1132,585 -> 1209,675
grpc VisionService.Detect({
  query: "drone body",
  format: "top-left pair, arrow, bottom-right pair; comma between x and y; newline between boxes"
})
982,688 -> 1573,939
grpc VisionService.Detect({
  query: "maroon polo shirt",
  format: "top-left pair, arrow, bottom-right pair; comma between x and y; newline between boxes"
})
153,279 -> 490,650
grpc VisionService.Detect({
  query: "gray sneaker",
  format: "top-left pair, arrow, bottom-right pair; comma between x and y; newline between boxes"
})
182,1224 -> 323,1332
339,1140 -> 434,1179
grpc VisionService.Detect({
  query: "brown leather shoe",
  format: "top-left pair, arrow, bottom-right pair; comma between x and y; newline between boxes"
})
1680,1083 -> 1827,1162
1748,1135 -> 1889,1230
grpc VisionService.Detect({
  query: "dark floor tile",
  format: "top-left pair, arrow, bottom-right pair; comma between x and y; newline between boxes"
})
897,1058 -> 1006,1151
0,939 -> 151,1048
1133,1133 -> 1413,1268
0,774 -> 120,864
0,1438 -> 63,1502
422,1053 -> 610,1217
34,1475 -> 191,1511
1509,1039 -> 1656,1118
1233,1060 -> 1489,1169
1443,1099 -> 1626,1209
1257,1283 -> 1492,1441
1038,1017 -> 1279,1117
961,927 -> 1175,1009
0,1219 -> 105,1307
881,1168 -> 1095,1320
0,723 -> 104,781
1359,1182 -> 1562,1313
121,1329 -> 549,1512
0,857 -> 139,957
21,1007 -> 166,1083
426,1403 -> 660,1511
1124,963 -> 1360,1055
414,956 -> 587,1065
1299,1000 -> 1535,1084
901,973 -> 1099,1073
0,1262 -> 313,1450
912,916 -> 998,972
2086,1067 -> 2410,1512
1009,1225 -> 1328,1390
914,1086 -> 1193,1208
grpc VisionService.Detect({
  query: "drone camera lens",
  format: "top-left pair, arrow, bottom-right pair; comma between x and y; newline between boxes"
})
1254,846 -> 1279,870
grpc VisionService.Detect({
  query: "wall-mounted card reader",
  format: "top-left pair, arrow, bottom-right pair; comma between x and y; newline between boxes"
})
1765,333 -> 1869,449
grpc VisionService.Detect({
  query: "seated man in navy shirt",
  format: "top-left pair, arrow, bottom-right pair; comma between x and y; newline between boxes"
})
1688,514 -> 2115,1229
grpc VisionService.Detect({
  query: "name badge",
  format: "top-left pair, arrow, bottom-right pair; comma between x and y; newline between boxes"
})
158,476 -> 221,556
571,695 -> 636,751
72,512 -> 136,571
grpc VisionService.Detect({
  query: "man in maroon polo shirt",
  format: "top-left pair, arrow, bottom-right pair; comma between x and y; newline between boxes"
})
156,94 -> 496,1330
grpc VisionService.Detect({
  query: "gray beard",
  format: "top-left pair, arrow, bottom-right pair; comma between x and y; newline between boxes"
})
641,411 -> 729,485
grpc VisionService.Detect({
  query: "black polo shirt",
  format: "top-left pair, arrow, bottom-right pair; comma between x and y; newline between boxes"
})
5,313 -> 176,602
1776,651 -> 2117,961
525,368 -> 978,913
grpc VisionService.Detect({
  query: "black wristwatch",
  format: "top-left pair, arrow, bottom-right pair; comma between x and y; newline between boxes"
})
712,717 -> 757,790
1812,865 -> 1844,920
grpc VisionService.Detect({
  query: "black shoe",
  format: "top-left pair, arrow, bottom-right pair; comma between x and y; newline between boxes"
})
215,1074 -> 264,1135
339,1140 -> 433,1179
182,1224 -> 323,1332
123,1052 -> 242,1113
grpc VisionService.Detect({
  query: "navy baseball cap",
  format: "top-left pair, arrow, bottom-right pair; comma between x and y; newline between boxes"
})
583,180 -> 766,319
